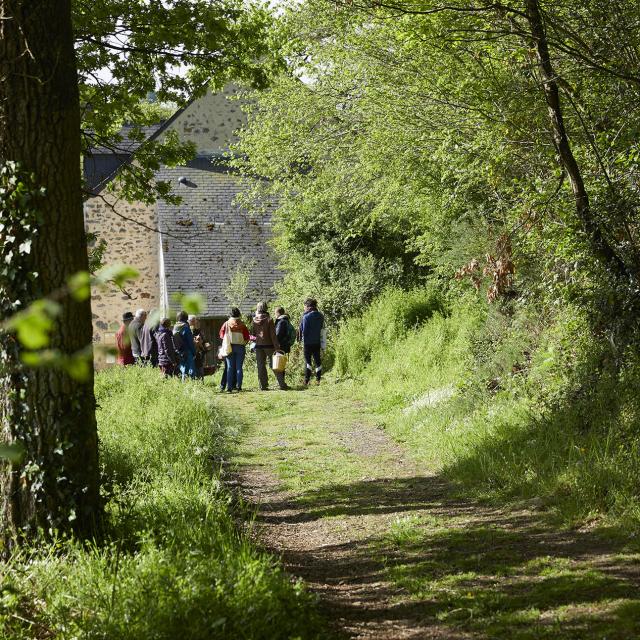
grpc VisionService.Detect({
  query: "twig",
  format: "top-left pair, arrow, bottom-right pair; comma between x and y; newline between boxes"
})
90,191 -> 188,245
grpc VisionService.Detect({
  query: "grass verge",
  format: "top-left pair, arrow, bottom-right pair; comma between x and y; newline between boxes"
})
0,367 -> 323,639
335,287 -> 640,531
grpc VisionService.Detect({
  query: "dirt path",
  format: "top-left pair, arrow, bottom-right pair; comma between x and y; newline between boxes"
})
222,382 -> 640,639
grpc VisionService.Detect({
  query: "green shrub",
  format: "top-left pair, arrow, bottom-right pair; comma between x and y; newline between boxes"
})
0,367 -> 323,639
334,285 -> 446,377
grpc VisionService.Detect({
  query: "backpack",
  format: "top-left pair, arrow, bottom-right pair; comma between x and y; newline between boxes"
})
172,328 -> 185,355
278,317 -> 296,349
286,320 -> 297,348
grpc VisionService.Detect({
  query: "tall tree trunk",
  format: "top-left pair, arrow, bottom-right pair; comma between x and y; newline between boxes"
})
524,0 -> 629,280
0,0 -> 100,543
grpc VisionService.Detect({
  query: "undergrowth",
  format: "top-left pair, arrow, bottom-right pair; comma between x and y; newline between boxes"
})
336,287 -> 640,530
0,367 -> 323,639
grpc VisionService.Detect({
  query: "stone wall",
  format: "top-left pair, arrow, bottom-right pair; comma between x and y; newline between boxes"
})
160,86 -> 246,156
84,193 -> 160,366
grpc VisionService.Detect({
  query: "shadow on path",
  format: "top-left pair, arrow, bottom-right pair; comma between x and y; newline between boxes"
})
236,469 -> 640,639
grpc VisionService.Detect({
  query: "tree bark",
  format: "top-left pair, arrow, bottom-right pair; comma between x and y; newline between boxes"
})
524,0 -> 629,280
0,1 -> 100,542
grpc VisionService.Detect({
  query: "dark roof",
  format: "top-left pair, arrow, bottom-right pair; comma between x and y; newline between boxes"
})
87,124 -> 165,155
84,153 -> 131,193
157,165 -> 280,316
83,96 -> 196,196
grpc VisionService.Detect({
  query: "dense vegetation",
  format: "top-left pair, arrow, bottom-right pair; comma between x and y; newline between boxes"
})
0,368 -> 321,639
235,0 -> 640,526
335,288 -> 640,526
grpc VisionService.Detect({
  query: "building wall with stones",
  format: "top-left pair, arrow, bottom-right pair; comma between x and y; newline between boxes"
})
84,193 -> 160,366
159,86 -> 246,155
84,86 -> 281,366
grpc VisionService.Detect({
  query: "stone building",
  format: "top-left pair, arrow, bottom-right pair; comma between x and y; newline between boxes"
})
84,87 -> 280,366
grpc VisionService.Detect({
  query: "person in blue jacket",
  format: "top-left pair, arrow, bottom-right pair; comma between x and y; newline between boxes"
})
299,298 -> 325,385
172,310 -> 197,381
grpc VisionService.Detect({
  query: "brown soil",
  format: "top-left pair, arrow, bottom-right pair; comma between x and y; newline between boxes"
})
226,399 -> 640,639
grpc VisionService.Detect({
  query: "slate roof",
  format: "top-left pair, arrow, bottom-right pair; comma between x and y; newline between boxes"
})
157,163 -> 280,317
83,96 -> 195,195
86,124 -> 165,155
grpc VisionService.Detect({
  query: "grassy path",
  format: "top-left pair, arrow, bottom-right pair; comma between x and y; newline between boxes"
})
220,378 -> 640,639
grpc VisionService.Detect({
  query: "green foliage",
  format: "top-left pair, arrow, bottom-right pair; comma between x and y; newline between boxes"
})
1,264 -> 139,382
171,292 -> 207,316
0,442 -> 25,464
0,162 -> 45,463
334,286 -> 446,377
0,368 -> 323,639
0,162 -> 43,317
224,258 -> 256,311
76,0 -> 280,205
5,299 -> 61,350
86,232 -> 108,274
136,99 -> 178,124
236,0 -> 640,328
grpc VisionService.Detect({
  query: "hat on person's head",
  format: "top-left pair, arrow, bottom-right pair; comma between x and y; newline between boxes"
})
122,311 -> 134,321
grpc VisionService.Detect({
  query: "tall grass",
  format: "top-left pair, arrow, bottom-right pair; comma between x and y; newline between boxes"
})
336,287 -> 640,529
0,367 -> 323,639
334,285 -> 445,377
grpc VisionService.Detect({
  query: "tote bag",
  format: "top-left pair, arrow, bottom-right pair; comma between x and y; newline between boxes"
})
218,322 -> 232,358
272,351 -> 288,372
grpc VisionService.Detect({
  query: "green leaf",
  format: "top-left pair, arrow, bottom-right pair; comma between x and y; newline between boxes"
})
94,264 -> 140,288
68,271 -> 91,301
0,442 -> 25,464
62,356 -> 91,382
6,300 -> 61,350
20,349 -> 60,368
172,292 -> 207,315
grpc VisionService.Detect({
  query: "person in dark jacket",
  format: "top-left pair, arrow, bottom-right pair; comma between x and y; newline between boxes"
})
299,298 -> 325,385
116,311 -> 135,365
155,317 -> 179,377
173,310 -> 196,381
274,307 -> 294,390
251,301 -> 284,391
128,308 -> 146,364
189,315 -> 208,380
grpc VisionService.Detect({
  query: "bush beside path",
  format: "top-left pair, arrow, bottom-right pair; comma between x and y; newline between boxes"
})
225,379 -> 640,639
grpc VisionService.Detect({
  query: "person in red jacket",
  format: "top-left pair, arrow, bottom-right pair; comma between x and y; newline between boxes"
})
116,311 -> 135,365
219,307 -> 250,392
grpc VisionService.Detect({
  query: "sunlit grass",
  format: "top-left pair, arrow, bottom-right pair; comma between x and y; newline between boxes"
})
0,367 -> 323,640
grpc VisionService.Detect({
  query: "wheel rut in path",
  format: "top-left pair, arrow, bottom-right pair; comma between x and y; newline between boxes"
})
223,385 -> 640,639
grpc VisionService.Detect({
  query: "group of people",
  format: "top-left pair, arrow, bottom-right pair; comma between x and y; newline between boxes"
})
115,309 -> 208,379
115,299 -> 326,391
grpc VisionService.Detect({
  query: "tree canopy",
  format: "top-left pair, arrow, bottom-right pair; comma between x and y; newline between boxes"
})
76,0 -> 278,202
235,0 -> 640,323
